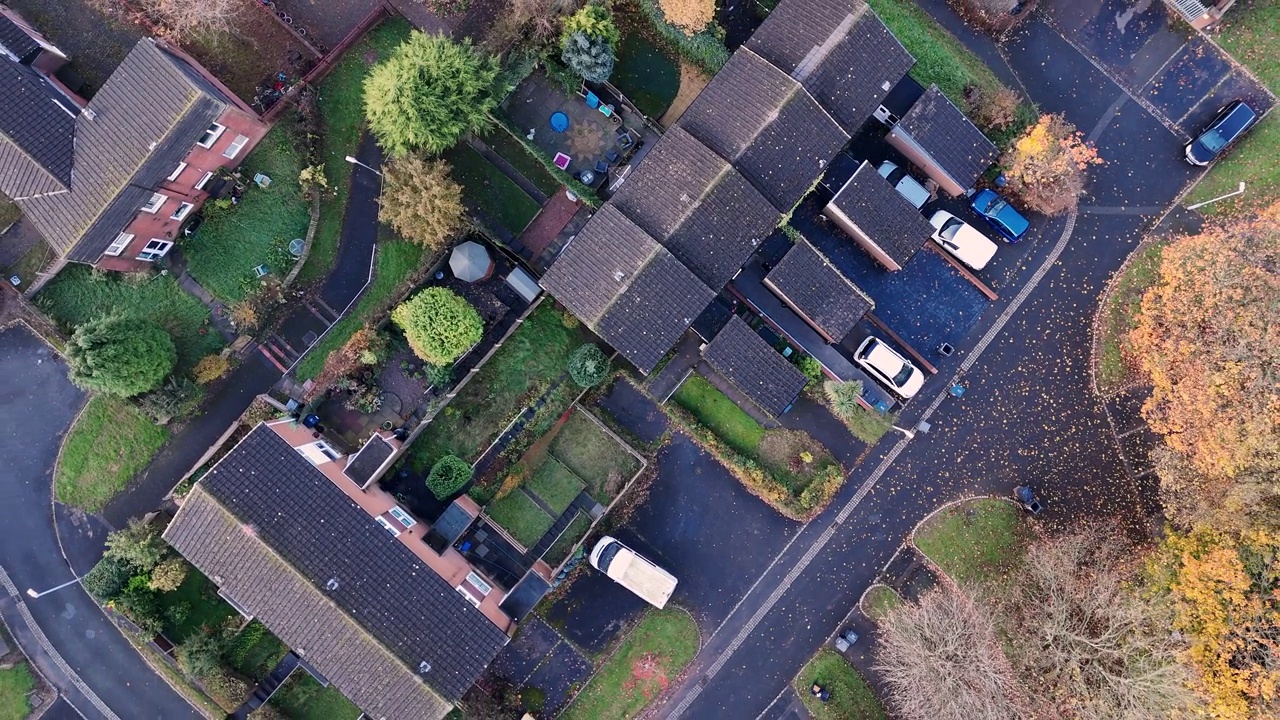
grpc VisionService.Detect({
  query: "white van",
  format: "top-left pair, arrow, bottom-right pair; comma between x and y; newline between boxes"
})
588,536 -> 678,609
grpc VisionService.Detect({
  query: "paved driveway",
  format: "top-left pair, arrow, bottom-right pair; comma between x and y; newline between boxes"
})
0,325 -> 198,719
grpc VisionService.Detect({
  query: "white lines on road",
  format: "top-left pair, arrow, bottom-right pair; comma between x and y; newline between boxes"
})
1080,205 -> 1166,215
664,211 -> 1081,718
0,565 -> 118,720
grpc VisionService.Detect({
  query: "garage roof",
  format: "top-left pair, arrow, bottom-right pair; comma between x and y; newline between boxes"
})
893,85 -> 998,191
765,240 -> 872,342
703,316 -> 809,417
827,161 -> 934,267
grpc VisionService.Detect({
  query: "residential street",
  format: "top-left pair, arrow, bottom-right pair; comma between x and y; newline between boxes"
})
655,9 -> 1200,718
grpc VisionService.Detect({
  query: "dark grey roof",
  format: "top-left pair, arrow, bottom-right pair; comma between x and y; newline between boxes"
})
15,39 -> 229,259
765,240 -> 872,341
748,0 -> 914,134
611,126 -> 777,289
539,205 -> 661,325
0,13 -> 42,64
598,251 -> 716,374
702,316 -> 808,416
827,161 -> 934,266
0,59 -> 76,197
179,426 -> 509,702
893,85 -> 997,190
677,48 -> 848,212
344,435 -> 396,487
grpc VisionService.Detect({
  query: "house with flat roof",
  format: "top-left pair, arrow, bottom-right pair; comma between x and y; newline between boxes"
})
824,161 -> 936,271
887,85 -> 998,197
164,422 -> 514,719
702,315 -> 809,417
764,240 -> 873,343
0,8 -> 266,283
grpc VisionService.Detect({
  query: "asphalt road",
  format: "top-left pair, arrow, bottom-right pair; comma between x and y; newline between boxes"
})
657,11 -> 1200,719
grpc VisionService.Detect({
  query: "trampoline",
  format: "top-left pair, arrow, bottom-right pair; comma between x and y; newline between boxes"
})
550,111 -> 570,133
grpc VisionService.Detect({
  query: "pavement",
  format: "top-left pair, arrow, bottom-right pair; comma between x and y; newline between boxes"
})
651,6 -> 1205,717
0,325 -> 199,719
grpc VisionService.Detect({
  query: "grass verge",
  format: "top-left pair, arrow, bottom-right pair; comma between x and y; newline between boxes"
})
55,396 -> 169,512
673,374 -> 765,455
441,143 -> 541,236
548,410 -> 642,504
294,238 -> 427,380
36,265 -> 224,371
1097,240 -> 1165,394
185,120 -> 310,303
486,490 -> 555,547
301,17 -> 415,284
834,402 -> 896,445
563,608 -> 700,720
0,664 -> 34,720
792,649 -> 887,720
914,498 -> 1026,585
527,457 -> 585,514
862,584 -> 904,623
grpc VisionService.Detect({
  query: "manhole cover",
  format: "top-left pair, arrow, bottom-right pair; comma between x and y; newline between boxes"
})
302,331 -> 318,345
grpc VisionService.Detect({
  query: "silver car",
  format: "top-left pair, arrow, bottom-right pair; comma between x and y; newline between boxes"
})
877,161 -> 930,209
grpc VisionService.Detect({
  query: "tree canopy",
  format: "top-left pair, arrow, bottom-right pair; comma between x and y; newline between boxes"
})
568,343 -> 610,387
560,4 -> 618,82
379,155 -> 466,249
65,315 -> 176,397
391,287 -> 484,366
364,32 -> 500,156
1001,114 -> 1101,216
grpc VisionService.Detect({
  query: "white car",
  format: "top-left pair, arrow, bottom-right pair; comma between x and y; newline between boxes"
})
928,210 -> 998,271
877,160 -> 930,209
855,337 -> 924,399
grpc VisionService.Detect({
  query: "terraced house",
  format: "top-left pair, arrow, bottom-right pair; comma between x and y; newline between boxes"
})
0,7 -> 266,284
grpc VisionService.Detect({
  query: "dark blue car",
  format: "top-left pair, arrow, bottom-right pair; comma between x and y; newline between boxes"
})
970,188 -> 1029,242
1185,100 -> 1257,166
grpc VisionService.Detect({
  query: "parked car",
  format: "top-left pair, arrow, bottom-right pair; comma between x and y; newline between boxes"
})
854,337 -> 924,399
877,160 -> 930,209
928,210 -> 998,270
589,536 -> 678,608
1185,100 -> 1257,166
970,188 -> 1029,242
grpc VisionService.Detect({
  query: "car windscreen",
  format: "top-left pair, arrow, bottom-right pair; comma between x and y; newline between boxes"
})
1200,128 -> 1227,152
596,541 -> 621,572
989,199 -> 1008,215
892,364 -> 914,386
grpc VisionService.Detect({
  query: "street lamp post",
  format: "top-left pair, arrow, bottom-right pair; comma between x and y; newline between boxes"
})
344,155 -> 382,176
26,576 -> 82,599
1186,181 -> 1245,210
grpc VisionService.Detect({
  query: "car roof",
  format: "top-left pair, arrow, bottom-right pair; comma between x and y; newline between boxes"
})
1217,102 -> 1257,133
863,339 -> 905,372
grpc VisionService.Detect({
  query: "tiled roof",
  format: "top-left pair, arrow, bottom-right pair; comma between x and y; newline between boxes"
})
14,39 -> 230,259
827,161 -> 934,267
893,85 -> 997,190
344,435 -> 396,487
0,13 -> 42,64
170,426 -> 509,704
765,240 -> 872,341
678,48 -> 849,212
539,205 -> 661,325
610,126 -> 777,288
702,315 -> 808,416
0,60 -> 75,198
748,0 -> 914,134
598,251 -> 716,374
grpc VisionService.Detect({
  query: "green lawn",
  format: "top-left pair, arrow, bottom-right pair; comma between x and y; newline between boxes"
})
36,265 -> 224,371
55,396 -> 169,512
294,238 -> 426,380
185,121 -> 310,303
527,457 -> 585,514
914,498 -> 1026,586
226,621 -> 290,680
548,409 -> 642,504
440,143 -> 541,236
1213,1 -> 1280,90
544,510 -> 592,566
673,375 -> 765,455
269,672 -> 362,720
867,0 -> 1034,146
407,303 -> 583,469
613,32 -> 681,118
792,650 -> 887,720
486,490 -> 555,547
0,664 -> 34,720
301,18 -> 414,284
862,584 -> 904,623
155,568 -> 236,643
1097,241 -> 1165,394
563,609 -> 700,720
480,126 -> 562,197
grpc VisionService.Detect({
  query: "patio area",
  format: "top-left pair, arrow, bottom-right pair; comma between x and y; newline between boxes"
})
502,73 -> 642,187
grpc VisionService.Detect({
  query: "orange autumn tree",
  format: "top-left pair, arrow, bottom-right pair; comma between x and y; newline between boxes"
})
658,0 -> 715,35
1127,203 -> 1280,529
1001,113 -> 1102,215
1149,527 -> 1280,719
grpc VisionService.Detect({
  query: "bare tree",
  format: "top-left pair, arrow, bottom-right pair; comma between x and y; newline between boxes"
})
95,0 -> 238,42
875,584 -> 1029,720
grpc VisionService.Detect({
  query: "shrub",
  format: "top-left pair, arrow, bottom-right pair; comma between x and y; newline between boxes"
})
568,343 -> 610,387
104,519 -> 170,573
137,375 -> 205,423
65,315 -> 176,397
165,601 -> 191,628
391,287 -> 484,365
824,380 -> 865,419
635,0 -> 728,73
227,620 -> 267,667
562,31 -> 616,82
379,155 -> 466,249
364,32 -> 500,156
309,327 -> 386,399
427,455 -> 473,499
82,555 -> 134,601
177,629 -> 227,679
561,3 -> 620,47
797,355 -> 824,385
148,557 -> 189,592
658,0 -> 715,35
112,576 -> 165,634
201,669 -> 251,712
192,354 -> 231,384
964,85 -> 1020,132
229,300 -> 259,331
1001,113 -> 1102,216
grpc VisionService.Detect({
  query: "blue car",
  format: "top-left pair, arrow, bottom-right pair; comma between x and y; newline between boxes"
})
970,188 -> 1029,242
